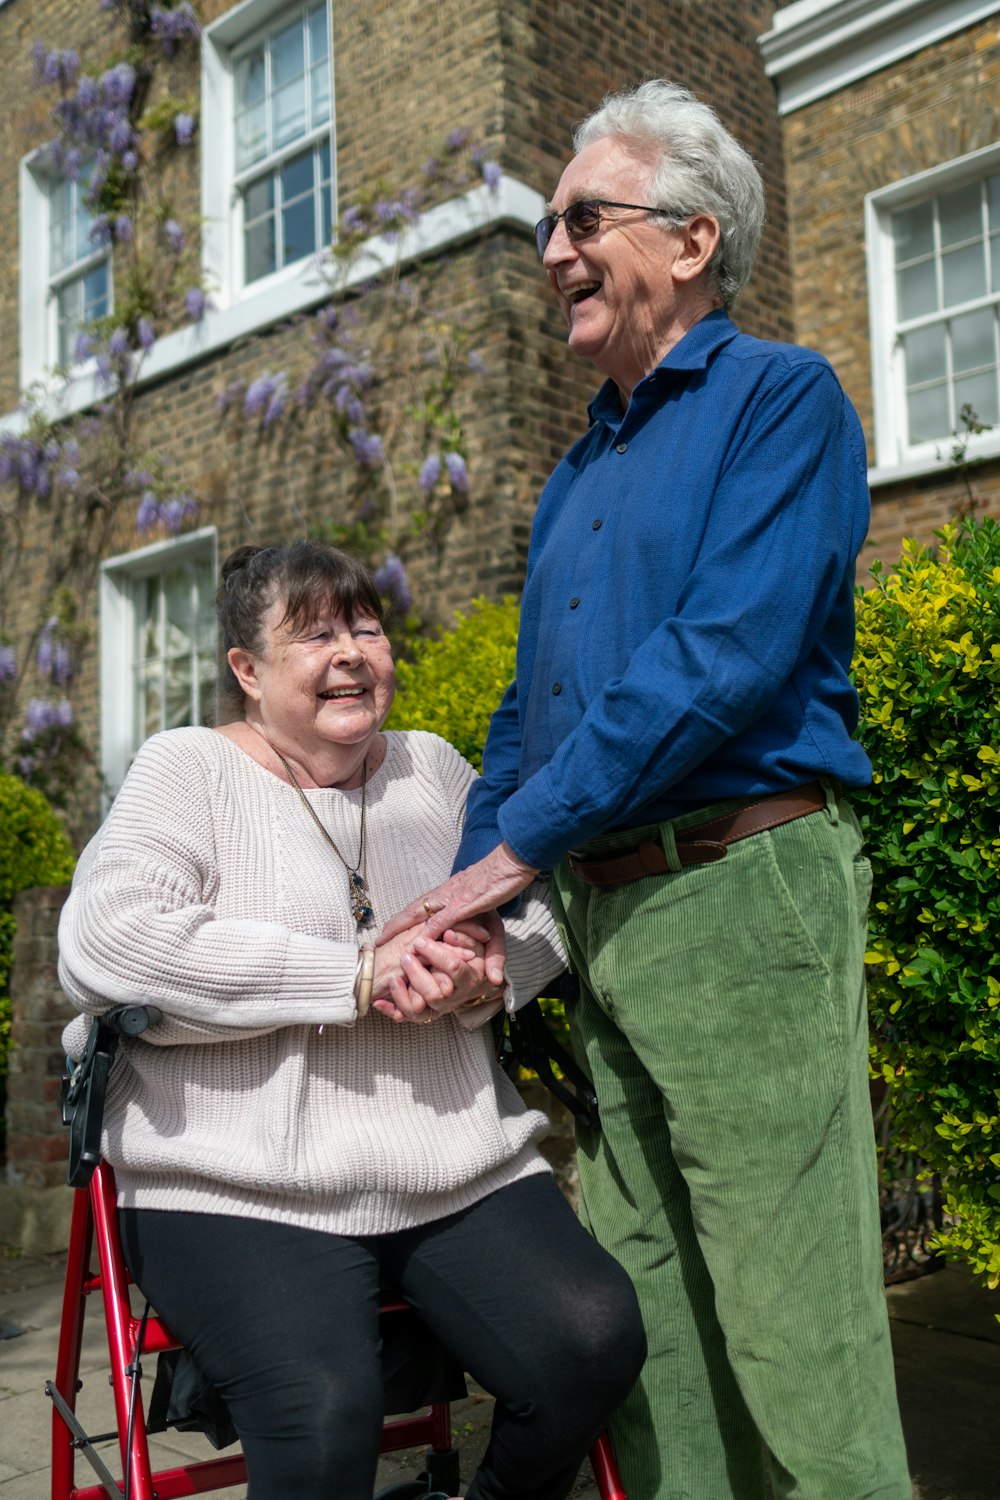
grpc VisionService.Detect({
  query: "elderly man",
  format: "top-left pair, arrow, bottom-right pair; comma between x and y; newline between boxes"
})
384,81 -> 911,1499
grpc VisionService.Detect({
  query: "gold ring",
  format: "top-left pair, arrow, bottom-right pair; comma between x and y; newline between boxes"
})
420,1017 -> 433,1026
422,901 -> 436,916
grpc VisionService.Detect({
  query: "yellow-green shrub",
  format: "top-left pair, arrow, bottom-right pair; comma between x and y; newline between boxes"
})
386,597 -> 518,767
853,517 -> 1000,1289
0,773 -> 76,1157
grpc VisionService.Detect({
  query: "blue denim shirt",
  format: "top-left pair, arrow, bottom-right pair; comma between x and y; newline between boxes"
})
457,310 -> 873,873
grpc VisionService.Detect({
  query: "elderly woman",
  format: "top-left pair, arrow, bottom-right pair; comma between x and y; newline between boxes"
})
57,540 -> 645,1500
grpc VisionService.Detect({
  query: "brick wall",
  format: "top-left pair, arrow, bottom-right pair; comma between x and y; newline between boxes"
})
1,0 -> 791,831
782,15 -> 1000,567
4,885 -> 72,1190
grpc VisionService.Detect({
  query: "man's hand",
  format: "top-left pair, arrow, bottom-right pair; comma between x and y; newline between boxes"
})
378,843 -> 539,987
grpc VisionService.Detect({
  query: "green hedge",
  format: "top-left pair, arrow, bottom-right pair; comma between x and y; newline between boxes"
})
853,516 -> 1000,1289
391,532 -> 1000,1287
0,773 -> 76,1158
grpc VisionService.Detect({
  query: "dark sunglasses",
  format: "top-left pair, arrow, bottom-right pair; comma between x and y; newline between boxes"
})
534,198 -> 669,257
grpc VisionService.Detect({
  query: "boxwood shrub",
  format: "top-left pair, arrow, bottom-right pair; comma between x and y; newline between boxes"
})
0,773 -> 76,1158
853,516 -> 1000,1289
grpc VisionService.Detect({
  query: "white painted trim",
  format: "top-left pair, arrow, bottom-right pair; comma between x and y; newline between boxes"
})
865,140 -> 1000,473
759,0 -> 1000,114
99,526 -> 218,800
2,172 -> 543,435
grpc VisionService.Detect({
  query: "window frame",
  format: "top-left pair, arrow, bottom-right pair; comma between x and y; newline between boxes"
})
866,141 -> 1000,479
19,149 -> 112,389
99,527 -> 218,802
202,0 -> 336,311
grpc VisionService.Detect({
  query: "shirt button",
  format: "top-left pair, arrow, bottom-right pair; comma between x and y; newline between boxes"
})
592,518 -> 602,530
615,442 -> 628,454
552,682 -> 562,696
569,597 -> 580,609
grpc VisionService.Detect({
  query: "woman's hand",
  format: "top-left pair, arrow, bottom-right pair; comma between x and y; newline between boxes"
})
378,844 -> 538,989
371,924 -> 489,1024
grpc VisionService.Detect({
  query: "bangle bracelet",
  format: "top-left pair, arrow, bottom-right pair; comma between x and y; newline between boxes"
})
354,945 -> 376,1019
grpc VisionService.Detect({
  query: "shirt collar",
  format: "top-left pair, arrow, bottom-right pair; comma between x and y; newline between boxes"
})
588,309 -> 740,428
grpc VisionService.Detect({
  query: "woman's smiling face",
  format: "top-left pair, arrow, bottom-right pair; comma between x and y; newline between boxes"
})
233,592 -> 396,757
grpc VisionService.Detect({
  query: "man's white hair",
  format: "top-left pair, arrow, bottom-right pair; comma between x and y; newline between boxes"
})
574,80 -> 766,308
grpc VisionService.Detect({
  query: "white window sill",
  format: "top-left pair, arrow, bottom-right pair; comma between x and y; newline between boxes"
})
868,429 -> 1000,490
2,172 -> 544,435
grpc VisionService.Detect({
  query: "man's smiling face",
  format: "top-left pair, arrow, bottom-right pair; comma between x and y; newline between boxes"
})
542,137 -> 690,402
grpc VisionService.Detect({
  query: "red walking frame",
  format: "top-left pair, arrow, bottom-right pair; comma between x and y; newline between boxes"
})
47,1160 -> 628,1500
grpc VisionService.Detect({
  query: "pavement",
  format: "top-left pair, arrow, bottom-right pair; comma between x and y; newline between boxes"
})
1,1242 -> 997,1499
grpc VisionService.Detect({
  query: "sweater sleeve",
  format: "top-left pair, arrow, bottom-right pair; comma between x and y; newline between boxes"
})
57,735 -> 360,1043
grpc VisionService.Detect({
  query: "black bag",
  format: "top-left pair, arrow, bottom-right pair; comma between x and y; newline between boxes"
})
498,974 -> 599,1130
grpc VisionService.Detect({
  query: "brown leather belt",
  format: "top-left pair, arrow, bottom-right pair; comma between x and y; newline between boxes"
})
567,782 -> 830,887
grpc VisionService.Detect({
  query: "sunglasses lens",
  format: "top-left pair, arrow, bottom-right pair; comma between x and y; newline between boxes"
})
535,217 -> 556,257
565,201 -> 601,240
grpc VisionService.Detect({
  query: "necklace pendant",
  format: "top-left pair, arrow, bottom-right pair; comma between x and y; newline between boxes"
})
349,869 -> 374,928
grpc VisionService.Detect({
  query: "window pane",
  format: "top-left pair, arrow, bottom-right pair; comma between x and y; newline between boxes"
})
281,149 -> 314,202
273,79 -> 307,149
246,216 -> 276,282
236,102 -> 268,170
907,383 -> 950,444
989,175 -> 1000,231
271,18 -> 305,88
137,660 -> 162,740
164,653 -> 193,730
57,280 -> 83,366
942,242 -> 986,307
235,47 -> 266,110
893,202 -> 934,261
321,181 -> 332,246
283,196 -> 316,263
310,61 -> 331,127
163,568 -> 194,644
244,173 -> 274,222
939,182 -> 982,247
951,308 -> 995,374
897,259 -> 938,320
903,324 -> 946,386
954,370 -> 999,429
308,3 -> 329,63
991,233 -> 1000,296
82,263 -> 109,320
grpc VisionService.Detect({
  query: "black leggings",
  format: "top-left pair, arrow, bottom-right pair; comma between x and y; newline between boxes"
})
119,1173 -> 646,1500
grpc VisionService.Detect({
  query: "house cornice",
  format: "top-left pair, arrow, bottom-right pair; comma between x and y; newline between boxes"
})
759,0 -> 1000,113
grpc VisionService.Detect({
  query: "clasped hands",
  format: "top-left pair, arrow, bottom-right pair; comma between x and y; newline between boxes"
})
370,842 -> 539,1026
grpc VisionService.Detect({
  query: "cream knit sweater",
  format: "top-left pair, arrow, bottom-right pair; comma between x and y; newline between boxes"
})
58,727 -> 565,1237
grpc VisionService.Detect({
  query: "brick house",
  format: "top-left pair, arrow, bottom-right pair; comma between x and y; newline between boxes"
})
0,0 -> 997,825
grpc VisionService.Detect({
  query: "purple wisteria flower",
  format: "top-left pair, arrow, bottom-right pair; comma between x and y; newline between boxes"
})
137,317 -> 156,351
185,287 -> 206,322
24,698 -> 57,735
373,554 -> 412,614
0,644 -> 16,682
150,3 -> 201,54
349,429 -> 384,467
444,451 -> 469,494
341,205 -> 365,234
53,644 -> 73,686
418,453 -> 442,496
56,698 -> 74,727
481,159 -> 502,191
108,326 -> 130,359
446,127 -> 470,152
135,491 -> 160,533
161,494 -> 198,533
174,112 -> 195,146
114,213 -> 133,243
243,371 -> 281,419
73,331 -> 94,363
467,351 -> 488,375
163,218 -> 186,253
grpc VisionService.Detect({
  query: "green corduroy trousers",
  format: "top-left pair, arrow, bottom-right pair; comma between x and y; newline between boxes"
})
551,789 -> 911,1500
